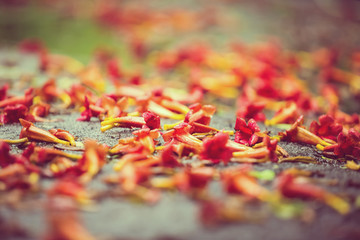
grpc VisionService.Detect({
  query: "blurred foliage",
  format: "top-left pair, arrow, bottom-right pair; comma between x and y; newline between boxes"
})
0,4 -> 125,63
1,0 -> 360,63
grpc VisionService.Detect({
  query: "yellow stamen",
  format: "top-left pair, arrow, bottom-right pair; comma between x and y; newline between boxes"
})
346,160 -> 360,171
316,144 -> 325,151
113,159 -> 129,171
223,130 -> 234,136
128,111 -> 140,117
59,93 -> 72,108
271,136 -> 281,141
0,137 -> 28,144
56,139 -> 71,146
155,146 -> 165,151
33,96 -> 42,104
151,177 -> 175,189
50,163 -> 59,173
61,152 -> 82,160
101,124 -> 115,132
324,193 -> 350,215
29,172 -> 39,185
163,121 -> 183,130
169,113 -> 185,120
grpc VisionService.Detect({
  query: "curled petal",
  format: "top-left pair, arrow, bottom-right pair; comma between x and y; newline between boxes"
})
0,88 -> 34,108
49,129 -> 76,146
19,119 -> 71,145
45,196 -> 95,240
222,167 -> 269,199
77,140 -> 108,183
280,116 -> 331,147
266,102 -> 299,126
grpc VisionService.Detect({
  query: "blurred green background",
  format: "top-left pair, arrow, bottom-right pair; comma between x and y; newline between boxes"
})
0,2 -> 124,63
1,0 -> 360,63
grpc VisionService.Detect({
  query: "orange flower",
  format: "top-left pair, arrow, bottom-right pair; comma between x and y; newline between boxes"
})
48,129 -> 76,146
222,166 -> 269,200
77,140 -> 108,183
45,196 -> 95,240
279,116 -> 331,147
19,119 -> 71,145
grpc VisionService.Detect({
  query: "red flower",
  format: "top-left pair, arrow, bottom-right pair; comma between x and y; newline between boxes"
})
142,111 -> 160,130
95,2 -> 123,28
185,103 -> 216,125
77,96 -> 103,121
284,91 -> 315,112
156,52 -> 177,72
0,141 -> 16,168
0,84 -> 8,101
310,115 -> 343,141
66,84 -> 93,107
178,84 -> 204,105
117,163 -> 152,192
276,169 -> 348,214
221,166 -> 268,199
184,103 -> 217,133
19,39 -> 45,54
256,81 -> 281,99
234,118 -> 261,146
36,79 -> 62,102
174,167 -> 215,193
237,102 -> 266,122
280,116 -> 331,147
162,122 -> 203,151
130,38 -> 147,60
19,119 -> 71,145
129,74 -> 142,85
48,129 -> 76,146
325,128 -> 360,159
45,196 -> 95,240
0,104 -> 35,124
106,58 -> 123,83
160,144 -> 181,167
200,132 -> 233,165
0,143 -> 40,190
264,136 -> 278,162
0,88 -> 34,108
176,44 -> 208,66
198,199 -> 224,226
266,102 -> 299,125
134,94 -> 185,120
48,179 -> 86,200
33,104 -> 49,118
0,164 -> 34,190
97,95 -> 128,119
15,143 -> 42,173
76,140 -> 109,183
276,172 -> 325,200
132,128 -> 160,154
